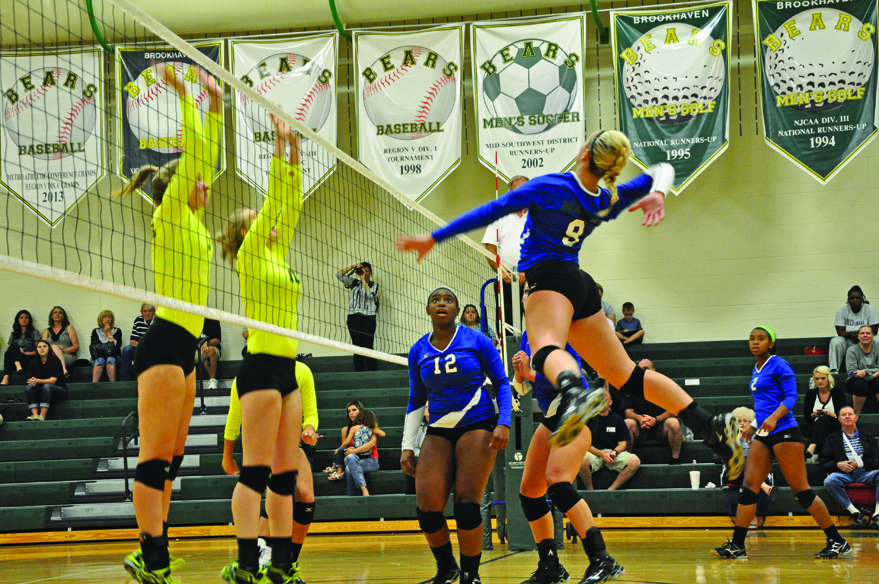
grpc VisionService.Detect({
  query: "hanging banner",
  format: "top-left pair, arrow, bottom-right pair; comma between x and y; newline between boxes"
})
754,0 -> 878,183
611,3 -> 731,194
230,33 -> 338,198
0,47 -> 106,227
354,25 -> 464,201
471,16 -> 586,181
116,42 -> 225,200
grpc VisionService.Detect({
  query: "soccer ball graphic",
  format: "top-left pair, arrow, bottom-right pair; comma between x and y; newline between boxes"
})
622,25 -> 725,124
764,8 -> 875,112
482,39 -> 579,135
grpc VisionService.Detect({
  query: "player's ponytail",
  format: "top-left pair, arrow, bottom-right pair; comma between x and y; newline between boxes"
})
216,208 -> 254,263
587,130 -> 631,205
112,159 -> 179,205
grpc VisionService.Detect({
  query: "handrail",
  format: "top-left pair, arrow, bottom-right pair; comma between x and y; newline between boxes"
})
479,278 -> 499,338
121,411 -> 139,501
85,0 -> 114,53
328,0 -> 352,40
589,0 -> 609,44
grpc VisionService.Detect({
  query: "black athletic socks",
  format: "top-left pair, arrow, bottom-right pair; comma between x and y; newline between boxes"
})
824,525 -> 845,543
537,538 -> 559,569
581,527 -> 610,563
236,538 -> 260,574
676,402 -> 712,440
460,553 -> 481,576
430,541 -> 457,567
289,541 -> 303,564
732,526 -> 749,548
139,533 -> 170,572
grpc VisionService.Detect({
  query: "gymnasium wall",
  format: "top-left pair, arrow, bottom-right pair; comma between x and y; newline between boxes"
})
1,1 -> 874,359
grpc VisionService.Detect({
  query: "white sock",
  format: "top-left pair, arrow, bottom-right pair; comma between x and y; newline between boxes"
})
847,504 -> 859,515
257,537 -> 268,548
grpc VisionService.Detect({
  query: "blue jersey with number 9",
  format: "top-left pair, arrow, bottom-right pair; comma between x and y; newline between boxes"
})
432,171 -> 655,271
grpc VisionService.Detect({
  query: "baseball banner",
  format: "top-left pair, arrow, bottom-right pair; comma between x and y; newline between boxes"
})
471,15 -> 586,181
755,0 -> 877,183
611,2 -> 731,194
0,47 -> 106,227
230,33 -> 338,198
116,43 -> 225,200
354,26 -> 464,201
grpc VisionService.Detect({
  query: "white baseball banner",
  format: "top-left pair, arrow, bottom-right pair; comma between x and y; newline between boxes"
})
471,16 -> 587,181
354,26 -> 464,201
231,33 -> 338,197
0,48 -> 106,227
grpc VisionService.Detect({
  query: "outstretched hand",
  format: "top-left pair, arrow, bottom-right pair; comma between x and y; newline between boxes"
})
395,234 -> 436,262
160,63 -> 188,97
198,69 -> 224,114
628,192 -> 666,227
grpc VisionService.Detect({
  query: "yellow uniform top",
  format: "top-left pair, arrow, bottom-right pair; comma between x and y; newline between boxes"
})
153,94 -> 221,338
223,360 -> 318,441
236,157 -> 303,357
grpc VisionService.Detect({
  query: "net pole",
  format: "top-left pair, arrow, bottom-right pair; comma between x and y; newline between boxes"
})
493,150 -> 509,374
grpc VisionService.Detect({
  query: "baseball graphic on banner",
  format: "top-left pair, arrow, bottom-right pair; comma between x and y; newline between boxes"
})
621,25 -> 726,124
238,52 -> 333,141
124,62 -> 211,154
3,66 -> 98,160
481,39 -> 579,135
362,45 -> 457,141
764,8 -> 875,113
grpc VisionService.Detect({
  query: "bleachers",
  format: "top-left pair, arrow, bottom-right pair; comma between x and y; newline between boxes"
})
1,335 -> 877,533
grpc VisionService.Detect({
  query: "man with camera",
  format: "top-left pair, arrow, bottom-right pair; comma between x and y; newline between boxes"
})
337,262 -> 380,372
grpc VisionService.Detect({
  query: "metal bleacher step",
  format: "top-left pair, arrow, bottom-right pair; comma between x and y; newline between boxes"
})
96,455 -> 201,478
115,433 -> 218,455
50,501 -> 136,526
72,478 -> 181,503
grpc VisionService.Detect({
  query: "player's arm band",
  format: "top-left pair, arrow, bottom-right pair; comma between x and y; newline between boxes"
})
648,163 -> 675,197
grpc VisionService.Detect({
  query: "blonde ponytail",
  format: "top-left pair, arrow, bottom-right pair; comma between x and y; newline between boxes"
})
112,165 -> 158,199
588,130 -> 631,205
216,208 -> 254,263
111,159 -> 179,204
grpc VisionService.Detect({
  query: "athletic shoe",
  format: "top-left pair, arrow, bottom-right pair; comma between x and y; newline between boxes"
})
578,557 -> 624,584
870,515 -> 879,530
551,374 -> 607,448
124,549 -> 185,577
262,562 -> 296,584
221,562 -> 263,584
26,414 -> 38,421
431,562 -> 461,584
122,554 -> 180,584
520,564 -> 571,584
460,573 -> 482,584
290,561 -> 305,584
207,378 -> 219,390
257,540 -> 272,568
710,540 -> 747,559
704,413 -> 745,481
851,512 -> 869,528
815,539 -> 852,559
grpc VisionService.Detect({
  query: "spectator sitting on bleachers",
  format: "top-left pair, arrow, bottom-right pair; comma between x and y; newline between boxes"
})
803,366 -> 846,461
596,283 -> 616,325
89,310 -> 123,382
459,304 -> 498,347
119,304 -> 156,382
2,310 -> 41,385
830,286 -> 879,373
723,407 -> 773,529
845,325 -> 879,414
41,306 -> 79,379
327,401 -> 386,487
579,390 -> 640,491
624,359 -> 683,464
819,405 -> 879,529
329,407 -> 383,496
25,340 -> 68,421
199,318 -> 222,390
615,301 -> 644,346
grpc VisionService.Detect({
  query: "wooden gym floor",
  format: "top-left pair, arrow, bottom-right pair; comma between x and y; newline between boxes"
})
1,529 -> 877,584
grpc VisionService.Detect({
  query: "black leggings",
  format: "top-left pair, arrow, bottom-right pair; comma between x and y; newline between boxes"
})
347,313 -> 377,372
804,414 -> 841,449
25,383 -> 68,410
4,345 -> 34,375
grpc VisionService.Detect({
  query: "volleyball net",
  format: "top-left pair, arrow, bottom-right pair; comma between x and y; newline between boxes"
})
0,0 -> 503,365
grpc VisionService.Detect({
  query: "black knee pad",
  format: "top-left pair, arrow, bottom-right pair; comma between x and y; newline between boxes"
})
166,454 -> 184,481
794,489 -> 817,509
547,482 -> 582,514
238,465 -> 271,495
416,507 -> 447,534
135,459 -> 169,491
268,470 -> 298,496
737,487 -> 759,506
293,501 -> 315,525
619,365 -> 645,400
519,493 -> 550,522
531,345 -> 562,378
454,502 -> 483,531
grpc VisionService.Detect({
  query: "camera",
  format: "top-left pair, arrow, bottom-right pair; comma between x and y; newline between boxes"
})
354,266 -> 363,275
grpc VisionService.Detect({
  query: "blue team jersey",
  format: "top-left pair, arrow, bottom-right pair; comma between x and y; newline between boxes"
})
750,355 -> 798,434
432,171 -> 654,271
520,331 -> 587,416
407,326 -> 512,428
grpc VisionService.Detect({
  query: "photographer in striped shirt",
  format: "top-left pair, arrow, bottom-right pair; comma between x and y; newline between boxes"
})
337,262 -> 379,372
119,304 -> 156,382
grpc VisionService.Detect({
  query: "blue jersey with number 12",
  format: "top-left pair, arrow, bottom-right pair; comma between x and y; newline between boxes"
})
407,326 -> 512,428
432,172 -> 654,271
750,355 -> 798,434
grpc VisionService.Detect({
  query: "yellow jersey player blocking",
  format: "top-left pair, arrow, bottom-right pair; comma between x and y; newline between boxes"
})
223,361 -> 319,584
216,115 -> 306,584
116,64 -> 223,584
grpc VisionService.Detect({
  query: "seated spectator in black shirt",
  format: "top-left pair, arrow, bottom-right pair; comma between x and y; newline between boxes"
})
119,304 -> 156,382
89,310 -> 123,382
579,390 -> 640,490
25,340 -> 68,421
200,318 -> 222,389
625,359 -> 683,464
3,310 -> 41,385
597,376 -> 636,453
